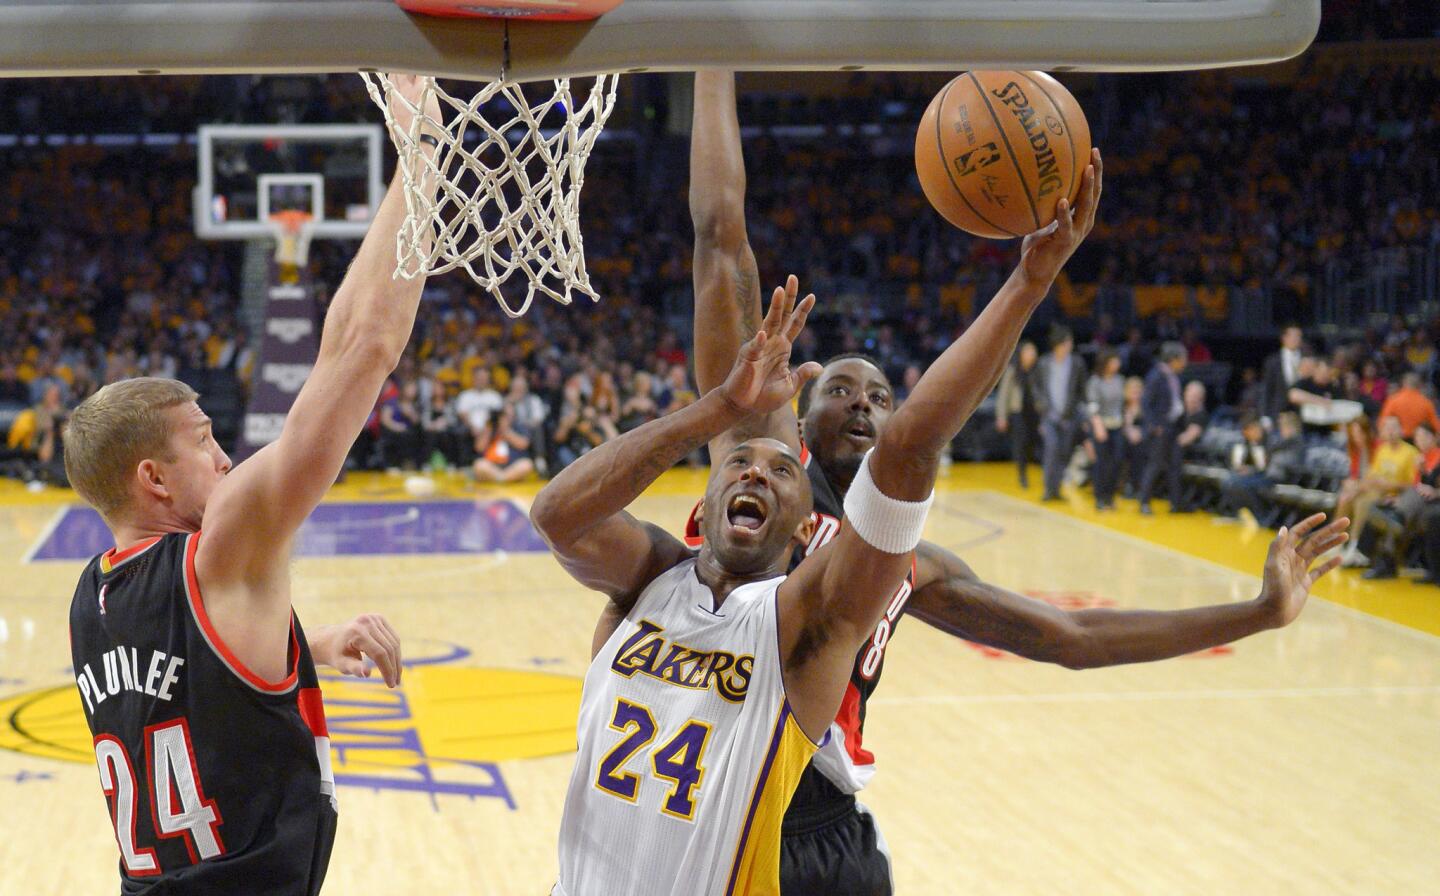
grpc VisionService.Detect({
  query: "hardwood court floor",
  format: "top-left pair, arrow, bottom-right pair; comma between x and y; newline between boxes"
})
0,464 -> 1436,895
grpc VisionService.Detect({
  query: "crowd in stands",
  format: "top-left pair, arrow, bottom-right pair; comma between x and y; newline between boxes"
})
345,295 -> 704,481
996,318 -> 1440,584
3,38 -> 1440,589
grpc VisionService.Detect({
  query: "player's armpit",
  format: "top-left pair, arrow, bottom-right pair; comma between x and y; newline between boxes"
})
541,513 -> 693,610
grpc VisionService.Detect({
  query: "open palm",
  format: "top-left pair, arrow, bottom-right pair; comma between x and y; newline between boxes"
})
1260,512 -> 1350,627
721,275 -> 822,417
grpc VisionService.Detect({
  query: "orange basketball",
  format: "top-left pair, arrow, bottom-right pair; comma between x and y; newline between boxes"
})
915,71 -> 1091,239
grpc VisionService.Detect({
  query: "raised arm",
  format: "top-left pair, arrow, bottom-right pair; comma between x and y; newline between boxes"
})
193,75 -> 440,676
531,288 -> 821,607
690,70 -> 800,455
778,155 -> 1102,739
907,511 -> 1348,667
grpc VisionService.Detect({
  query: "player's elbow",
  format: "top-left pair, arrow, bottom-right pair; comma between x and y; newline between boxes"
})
1054,628 -> 1108,670
529,489 -> 572,550
332,328 -> 405,377
689,186 -> 747,244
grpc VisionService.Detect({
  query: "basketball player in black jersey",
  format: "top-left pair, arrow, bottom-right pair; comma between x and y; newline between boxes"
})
64,75 -> 440,895
689,71 -> 1350,895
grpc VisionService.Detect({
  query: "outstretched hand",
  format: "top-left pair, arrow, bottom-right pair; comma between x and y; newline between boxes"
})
720,275 -> 823,417
1019,147 -> 1103,289
1259,512 -> 1350,628
311,614 -> 403,688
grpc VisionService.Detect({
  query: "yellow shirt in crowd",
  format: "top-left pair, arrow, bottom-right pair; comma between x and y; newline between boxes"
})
1368,440 -> 1421,488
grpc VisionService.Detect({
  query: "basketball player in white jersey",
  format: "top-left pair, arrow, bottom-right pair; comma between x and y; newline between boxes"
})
688,70 -> 1350,895
62,76 -> 439,893
535,246 -> 1073,893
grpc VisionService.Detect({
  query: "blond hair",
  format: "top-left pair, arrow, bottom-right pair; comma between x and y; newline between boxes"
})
65,377 -> 198,522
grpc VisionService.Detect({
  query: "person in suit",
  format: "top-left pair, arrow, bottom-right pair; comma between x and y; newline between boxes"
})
1138,342 -> 1189,515
1259,324 -> 1304,428
995,341 -> 1041,489
1034,325 -> 1088,501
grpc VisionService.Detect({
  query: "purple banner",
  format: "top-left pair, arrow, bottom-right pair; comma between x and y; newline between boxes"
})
234,256 -> 321,461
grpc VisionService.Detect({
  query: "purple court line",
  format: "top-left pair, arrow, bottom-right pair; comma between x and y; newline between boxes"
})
932,500 -> 1007,553
26,500 -> 548,562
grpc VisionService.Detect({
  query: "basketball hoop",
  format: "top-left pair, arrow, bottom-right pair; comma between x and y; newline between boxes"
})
361,72 -> 619,318
268,209 -> 317,271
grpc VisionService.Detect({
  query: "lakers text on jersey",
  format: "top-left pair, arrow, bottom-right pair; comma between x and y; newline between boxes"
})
554,560 -> 817,896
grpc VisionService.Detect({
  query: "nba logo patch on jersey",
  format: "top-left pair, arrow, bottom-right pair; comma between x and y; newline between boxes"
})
98,583 -> 108,615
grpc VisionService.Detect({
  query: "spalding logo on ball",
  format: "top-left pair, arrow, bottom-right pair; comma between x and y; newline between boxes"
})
916,71 -> 1091,239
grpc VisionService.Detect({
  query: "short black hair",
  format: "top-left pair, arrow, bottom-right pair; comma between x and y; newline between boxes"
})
1415,422 -> 1436,438
798,353 -> 888,416
1049,324 -> 1073,348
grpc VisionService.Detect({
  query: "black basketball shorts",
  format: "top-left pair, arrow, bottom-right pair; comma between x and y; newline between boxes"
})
780,800 -> 894,896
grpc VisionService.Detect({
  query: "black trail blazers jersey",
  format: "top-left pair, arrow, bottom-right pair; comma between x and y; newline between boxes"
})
684,445 -> 917,824
69,532 -> 337,895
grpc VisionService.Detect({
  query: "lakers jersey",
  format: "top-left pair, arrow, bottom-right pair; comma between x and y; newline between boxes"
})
555,559 -> 817,896
69,532 -> 337,895
683,446 -> 916,813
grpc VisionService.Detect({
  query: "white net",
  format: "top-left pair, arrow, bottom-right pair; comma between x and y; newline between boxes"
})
361,72 -> 619,317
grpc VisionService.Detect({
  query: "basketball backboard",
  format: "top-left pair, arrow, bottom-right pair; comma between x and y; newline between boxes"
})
0,1 -> 1320,80
194,124 -> 384,240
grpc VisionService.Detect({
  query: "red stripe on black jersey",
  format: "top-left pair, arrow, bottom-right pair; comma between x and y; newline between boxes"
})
297,687 -> 329,738
71,532 -> 337,894
183,532 -> 300,694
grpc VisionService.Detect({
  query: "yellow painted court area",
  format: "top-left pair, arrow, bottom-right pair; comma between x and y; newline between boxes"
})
1,464 -> 1437,894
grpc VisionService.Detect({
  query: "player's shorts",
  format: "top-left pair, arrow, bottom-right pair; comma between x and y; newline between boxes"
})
780,795 -> 894,896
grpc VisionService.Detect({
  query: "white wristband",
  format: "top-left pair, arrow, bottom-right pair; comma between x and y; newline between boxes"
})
842,449 -> 934,554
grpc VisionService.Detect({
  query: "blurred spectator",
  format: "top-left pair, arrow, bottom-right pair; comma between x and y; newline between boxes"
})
420,379 -> 466,469
1289,357 -> 1341,438
1181,328 -> 1212,364
1138,342 -> 1190,515
378,376 -> 422,470
2,382 -> 67,484
1338,415 -> 1420,568
995,341 -> 1040,489
1378,372 -> 1440,439
1086,350 -> 1125,510
473,403 -> 536,483
1345,414 -> 1376,481
1354,359 -> 1390,416
1221,413 -> 1306,523
456,368 -> 504,460
552,375 -> 616,473
1035,326 -> 1088,501
1362,423 -> 1440,580
619,370 -> 662,432
1260,325 -> 1305,427
1120,376 -> 1147,499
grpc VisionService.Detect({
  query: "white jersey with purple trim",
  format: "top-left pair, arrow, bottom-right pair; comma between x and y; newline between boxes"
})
554,559 -> 816,896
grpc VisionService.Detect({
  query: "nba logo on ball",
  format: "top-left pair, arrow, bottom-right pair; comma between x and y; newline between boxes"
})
916,71 -> 1092,239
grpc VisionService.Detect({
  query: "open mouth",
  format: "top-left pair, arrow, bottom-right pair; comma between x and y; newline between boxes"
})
726,493 -> 769,532
844,416 -> 875,442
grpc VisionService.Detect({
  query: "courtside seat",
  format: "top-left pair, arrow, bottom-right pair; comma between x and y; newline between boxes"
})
1183,425 -> 1243,510
1267,445 -> 1349,522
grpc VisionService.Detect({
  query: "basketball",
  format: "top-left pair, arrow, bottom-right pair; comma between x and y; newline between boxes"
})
915,71 -> 1091,239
